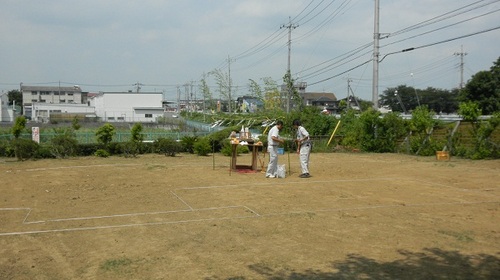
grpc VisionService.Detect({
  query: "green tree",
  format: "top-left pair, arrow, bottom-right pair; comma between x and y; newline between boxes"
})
199,73 -> 214,112
10,116 -> 37,160
130,123 -> 144,143
95,123 -> 116,149
209,68 -> 233,112
8,90 -> 22,114
72,116 -> 81,131
11,115 -> 26,139
457,102 -> 499,159
262,77 -> 282,112
460,57 -> 500,115
409,106 -> 441,155
248,79 -> 264,101
381,86 -> 458,114
458,101 -> 482,123
283,71 -> 303,112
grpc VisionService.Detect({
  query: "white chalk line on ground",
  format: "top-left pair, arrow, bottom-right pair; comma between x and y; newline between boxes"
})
0,200 -> 497,237
5,162 -> 220,173
1,176 -> 498,236
23,163 -> 140,172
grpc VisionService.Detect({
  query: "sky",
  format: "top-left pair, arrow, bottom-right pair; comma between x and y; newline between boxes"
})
1,0 -> 499,103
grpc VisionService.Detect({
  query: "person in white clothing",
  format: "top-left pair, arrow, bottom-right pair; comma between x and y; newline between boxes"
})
265,120 -> 284,178
293,119 -> 311,178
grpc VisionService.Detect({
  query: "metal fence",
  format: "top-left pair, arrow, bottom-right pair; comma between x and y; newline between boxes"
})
0,131 -> 211,144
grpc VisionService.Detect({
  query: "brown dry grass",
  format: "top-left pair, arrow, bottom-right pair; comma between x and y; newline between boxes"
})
1,152 -> 499,279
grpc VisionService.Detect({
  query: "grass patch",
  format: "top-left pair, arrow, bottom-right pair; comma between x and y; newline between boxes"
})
438,230 -> 474,242
100,257 -> 133,272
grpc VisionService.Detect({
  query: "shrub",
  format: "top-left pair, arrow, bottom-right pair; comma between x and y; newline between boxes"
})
95,123 -> 116,149
153,138 -> 182,157
95,149 -> 110,158
130,123 -> 144,142
36,144 -> 56,159
181,136 -> 198,153
0,140 -> 13,157
12,116 -> 27,139
50,134 -> 78,158
193,137 -> 211,156
120,141 -> 140,158
220,139 -> 249,156
11,138 -> 39,161
77,143 -> 101,156
107,142 -> 122,155
206,126 -> 240,153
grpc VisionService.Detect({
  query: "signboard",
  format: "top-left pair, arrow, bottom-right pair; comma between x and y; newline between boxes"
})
32,127 -> 40,143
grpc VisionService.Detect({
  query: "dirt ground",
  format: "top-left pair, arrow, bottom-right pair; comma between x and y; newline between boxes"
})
0,151 -> 499,279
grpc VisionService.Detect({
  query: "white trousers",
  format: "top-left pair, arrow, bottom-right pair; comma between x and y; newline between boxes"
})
299,144 -> 311,174
266,146 -> 278,176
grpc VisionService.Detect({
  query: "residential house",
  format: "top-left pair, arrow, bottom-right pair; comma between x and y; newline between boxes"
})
301,92 -> 338,113
236,96 -> 264,113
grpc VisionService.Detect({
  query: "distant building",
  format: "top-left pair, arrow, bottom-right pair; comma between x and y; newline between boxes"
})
89,91 -> 164,122
0,92 -> 15,122
21,85 -> 86,119
31,103 -> 96,123
301,92 -> 338,113
236,96 -> 264,113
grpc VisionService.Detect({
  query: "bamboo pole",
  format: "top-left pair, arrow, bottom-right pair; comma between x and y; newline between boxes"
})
327,121 -> 341,146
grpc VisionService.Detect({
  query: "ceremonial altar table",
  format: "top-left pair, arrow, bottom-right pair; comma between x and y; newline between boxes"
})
230,143 -> 263,171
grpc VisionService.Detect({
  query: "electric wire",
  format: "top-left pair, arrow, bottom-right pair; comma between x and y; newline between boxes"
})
381,7 -> 500,48
389,0 -> 499,37
291,0 -> 325,23
379,25 -> 500,63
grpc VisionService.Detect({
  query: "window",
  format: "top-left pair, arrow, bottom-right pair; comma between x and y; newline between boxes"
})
107,117 -> 115,120
31,92 -> 38,95
145,114 -> 153,118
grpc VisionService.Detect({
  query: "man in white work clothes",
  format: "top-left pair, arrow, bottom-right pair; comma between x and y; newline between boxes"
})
265,120 -> 284,178
293,119 -> 311,178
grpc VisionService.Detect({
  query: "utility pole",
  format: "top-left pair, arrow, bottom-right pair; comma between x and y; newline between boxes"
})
184,83 -> 190,113
281,17 -> 298,114
227,55 -> 235,113
454,45 -> 468,89
176,85 -> 180,113
372,0 -> 380,110
347,78 -> 361,110
134,82 -> 143,93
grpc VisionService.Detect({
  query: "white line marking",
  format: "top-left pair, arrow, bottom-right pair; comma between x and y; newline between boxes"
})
170,190 -> 193,210
0,201 -> 497,237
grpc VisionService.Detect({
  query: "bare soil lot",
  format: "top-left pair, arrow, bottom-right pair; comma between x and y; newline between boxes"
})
1,152 -> 499,279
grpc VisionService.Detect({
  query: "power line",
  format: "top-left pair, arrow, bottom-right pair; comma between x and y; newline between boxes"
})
379,25 -> 500,63
389,0 -> 499,37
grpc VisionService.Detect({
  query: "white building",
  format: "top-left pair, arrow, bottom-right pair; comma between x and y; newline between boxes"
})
0,92 -> 15,122
31,103 -> 96,123
21,85 -> 85,119
89,91 -> 164,122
